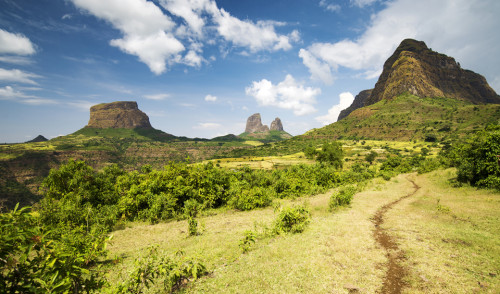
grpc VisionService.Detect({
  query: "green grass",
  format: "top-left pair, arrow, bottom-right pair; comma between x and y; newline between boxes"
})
102,169 -> 500,293
303,94 -> 500,142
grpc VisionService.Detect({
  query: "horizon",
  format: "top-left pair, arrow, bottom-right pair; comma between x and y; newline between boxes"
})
1,0 -> 500,143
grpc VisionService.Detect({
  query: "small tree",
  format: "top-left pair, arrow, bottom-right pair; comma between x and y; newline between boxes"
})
316,142 -> 344,169
365,151 -> 378,165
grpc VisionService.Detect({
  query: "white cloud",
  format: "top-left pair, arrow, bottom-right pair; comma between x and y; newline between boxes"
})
246,74 -> 320,116
144,93 -> 170,100
0,68 -> 41,85
0,29 -> 36,55
315,92 -> 355,125
211,7 -> 296,52
350,0 -> 378,8
0,56 -> 33,65
204,94 -> 217,102
193,122 -> 222,130
71,0 -> 184,75
300,0 -> 500,93
72,0 -> 298,74
66,100 -> 95,110
159,0 -> 207,35
319,0 -> 341,12
299,48 -> 334,84
0,86 -> 56,105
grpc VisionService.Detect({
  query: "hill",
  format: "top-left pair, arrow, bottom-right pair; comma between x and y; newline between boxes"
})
305,93 -> 500,142
339,39 -> 500,120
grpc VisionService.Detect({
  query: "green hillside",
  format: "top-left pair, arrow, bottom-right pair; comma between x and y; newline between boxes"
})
305,93 -> 500,142
238,130 -> 293,143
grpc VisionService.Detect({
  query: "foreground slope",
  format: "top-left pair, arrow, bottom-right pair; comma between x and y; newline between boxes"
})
106,170 -> 500,293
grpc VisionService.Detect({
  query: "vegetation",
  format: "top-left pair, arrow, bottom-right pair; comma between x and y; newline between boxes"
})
447,125 -> 500,189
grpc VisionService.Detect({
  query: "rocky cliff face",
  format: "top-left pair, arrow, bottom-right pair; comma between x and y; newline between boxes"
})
245,113 -> 270,133
270,118 -> 284,131
340,39 -> 500,120
338,89 -> 373,121
86,101 -> 152,129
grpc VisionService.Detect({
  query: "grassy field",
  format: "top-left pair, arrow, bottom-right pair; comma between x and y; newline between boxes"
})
104,169 -> 499,293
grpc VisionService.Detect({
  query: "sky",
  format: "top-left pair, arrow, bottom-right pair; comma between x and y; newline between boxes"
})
1,0 -> 499,143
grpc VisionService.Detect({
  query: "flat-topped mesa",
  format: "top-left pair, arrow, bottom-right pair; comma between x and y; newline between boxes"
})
87,101 -> 152,129
245,113 -> 269,133
270,117 -> 284,131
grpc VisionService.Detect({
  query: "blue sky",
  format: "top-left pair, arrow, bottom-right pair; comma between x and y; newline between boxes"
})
1,0 -> 499,142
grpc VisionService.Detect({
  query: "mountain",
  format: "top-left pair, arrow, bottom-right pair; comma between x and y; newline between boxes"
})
240,113 -> 292,142
245,113 -> 270,133
270,118 -> 284,131
339,39 -> 500,120
26,135 -> 48,143
87,101 -> 152,129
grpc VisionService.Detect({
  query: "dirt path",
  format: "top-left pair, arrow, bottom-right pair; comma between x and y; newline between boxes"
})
372,177 -> 420,294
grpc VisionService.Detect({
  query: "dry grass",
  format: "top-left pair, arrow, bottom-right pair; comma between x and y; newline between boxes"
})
105,170 -> 500,293
384,169 -> 500,293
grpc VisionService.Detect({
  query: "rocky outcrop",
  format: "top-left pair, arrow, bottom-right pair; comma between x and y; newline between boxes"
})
26,135 -> 48,143
86,101 -> 152,129
338,89 -> 373,121
340,39 -> 500,120
245,113 -> 269,133
270,118 -> 284,131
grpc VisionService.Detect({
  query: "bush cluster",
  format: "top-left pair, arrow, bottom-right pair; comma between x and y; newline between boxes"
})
329,185 -> 357,210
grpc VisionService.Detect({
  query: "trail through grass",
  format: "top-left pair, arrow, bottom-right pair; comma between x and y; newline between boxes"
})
105,170 -> 500,293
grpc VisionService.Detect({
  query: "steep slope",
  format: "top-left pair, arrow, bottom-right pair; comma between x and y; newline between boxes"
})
304,93 -> 500,141
340,39 -> 500,120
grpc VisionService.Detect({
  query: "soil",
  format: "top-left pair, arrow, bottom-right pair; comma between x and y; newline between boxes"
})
372,177 -> 420,294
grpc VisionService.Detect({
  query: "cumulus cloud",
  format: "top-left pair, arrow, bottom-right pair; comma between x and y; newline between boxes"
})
350,0 -> 378,8
0,68 -> 41,85
319,0 -> 341,12
0,86 -> 55,105
144,93 -> 170,100
71,0 -> 183,75
0,29 -> 36,55
246,74 -> 320,116
204,94 -> 217,102
300,0 -> 500,92
72,0 -> 298,74
315,92 -> 355,125
299,48 -> 334,84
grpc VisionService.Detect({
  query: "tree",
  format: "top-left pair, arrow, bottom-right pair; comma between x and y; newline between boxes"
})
365,151 -> 378,165
453,125 -> 500,189
316,142 -> 344,169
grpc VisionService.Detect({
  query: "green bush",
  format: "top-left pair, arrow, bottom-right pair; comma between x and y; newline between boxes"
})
0,205 -> 109,293
452,125 -> 500,189
329,185 -> 356,210
273,205 -> 310,234
112,246 -> 207,293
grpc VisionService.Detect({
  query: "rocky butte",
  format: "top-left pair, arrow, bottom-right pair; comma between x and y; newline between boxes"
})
339,38 -> 500,120
245,113 -> 270,133
270,118 -> 284,131
86,101 -> 152,129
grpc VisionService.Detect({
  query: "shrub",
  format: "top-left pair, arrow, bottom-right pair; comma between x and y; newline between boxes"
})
0,205 -> 109,293
316,142 -> 344,169
239,230 -> 257,253
452,125 -> 500,189
329,185 -> 356,210
273,205 -> 310,234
